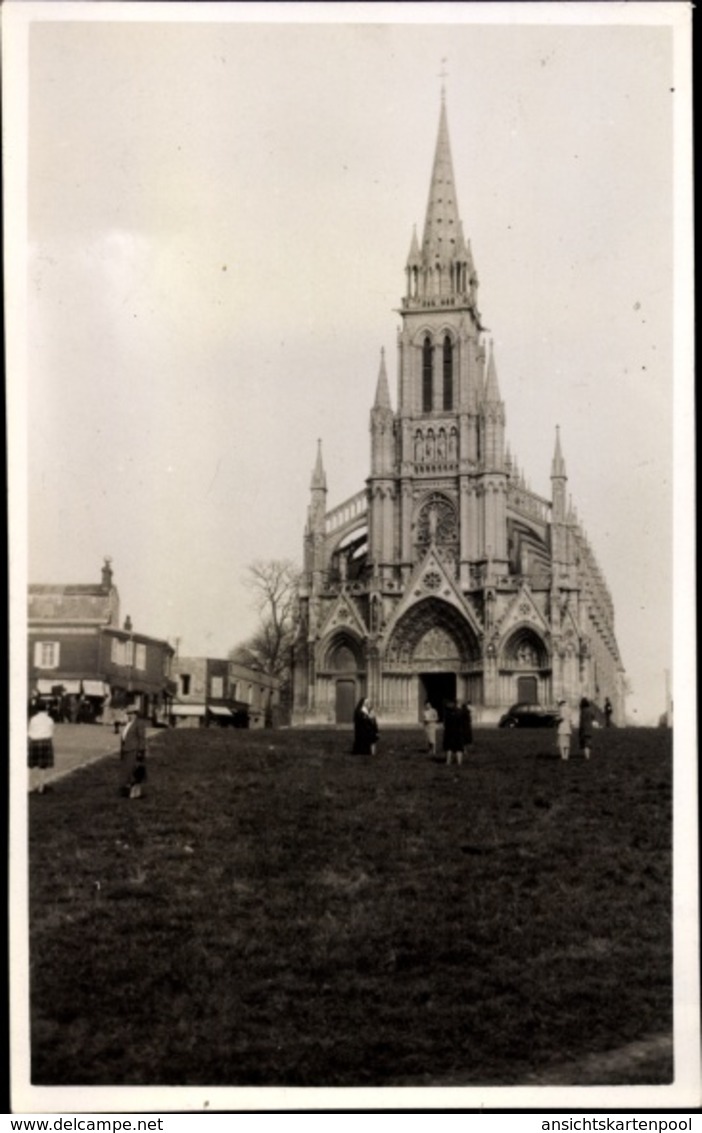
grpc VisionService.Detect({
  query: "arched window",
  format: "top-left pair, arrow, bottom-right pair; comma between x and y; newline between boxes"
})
422,336 -> 433,412
443,335 -> 453,410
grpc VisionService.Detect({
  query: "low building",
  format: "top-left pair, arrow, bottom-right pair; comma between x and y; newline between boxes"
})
172,656 -> 280,728
28,558 -> 176,722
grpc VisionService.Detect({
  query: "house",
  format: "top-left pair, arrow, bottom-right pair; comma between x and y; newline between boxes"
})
28,558 -> 176,722
172,656 -> 281,729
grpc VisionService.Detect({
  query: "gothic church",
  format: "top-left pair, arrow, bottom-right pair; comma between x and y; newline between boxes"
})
293,97 -> 625,725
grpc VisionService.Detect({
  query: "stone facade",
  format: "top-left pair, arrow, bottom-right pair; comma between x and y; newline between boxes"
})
293,99 -> 626,726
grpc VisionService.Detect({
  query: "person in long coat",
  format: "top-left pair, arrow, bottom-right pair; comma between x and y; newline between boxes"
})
120,703 -> 147,798
442,700 -> 465,766
352,697 -> 378,755
578,697 -> 595,760
461,702 -> 473,758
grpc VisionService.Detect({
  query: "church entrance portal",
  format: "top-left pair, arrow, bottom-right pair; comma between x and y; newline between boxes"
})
419,672 -> 456,722
335,680 -> 356,724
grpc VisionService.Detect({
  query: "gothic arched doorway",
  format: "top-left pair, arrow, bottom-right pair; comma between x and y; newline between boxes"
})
324,633 -> 364,724
384,598 -> 480,721
501,626 -> 550,705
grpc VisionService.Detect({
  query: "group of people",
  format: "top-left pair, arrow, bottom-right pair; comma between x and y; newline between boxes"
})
555,697 -> 596,761
27,699 -> 148,799
352,694 -> 599,765
424,700 -> 473,765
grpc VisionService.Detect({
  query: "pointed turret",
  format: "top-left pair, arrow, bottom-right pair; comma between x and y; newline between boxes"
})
305,439 -> 327,579
551,425 -> 567,479
373,347 -> 392,410
406,225 -> 421,269
550,426 -> 569,563
371,348 -> 395,478
310,438 -> 327,491
484,340 -> 502,404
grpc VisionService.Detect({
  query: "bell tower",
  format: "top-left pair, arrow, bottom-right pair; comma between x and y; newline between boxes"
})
396,94 -> 507,583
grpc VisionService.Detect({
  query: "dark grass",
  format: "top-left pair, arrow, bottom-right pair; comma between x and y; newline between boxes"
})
29,725 -> 672,1087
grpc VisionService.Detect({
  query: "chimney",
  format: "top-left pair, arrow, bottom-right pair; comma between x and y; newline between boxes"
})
101,556 -> 113,588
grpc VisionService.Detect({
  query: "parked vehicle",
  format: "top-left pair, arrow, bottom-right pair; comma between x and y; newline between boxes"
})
498,703 -> 559,729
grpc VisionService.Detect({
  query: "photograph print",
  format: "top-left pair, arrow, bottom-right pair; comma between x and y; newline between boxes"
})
5,0 -> 697,1113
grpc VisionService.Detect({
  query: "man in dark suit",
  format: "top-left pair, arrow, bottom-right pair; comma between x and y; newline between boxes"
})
120,702 -> 147,798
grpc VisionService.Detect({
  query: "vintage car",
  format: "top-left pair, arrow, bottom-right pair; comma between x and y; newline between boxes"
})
498,702 -> 560,729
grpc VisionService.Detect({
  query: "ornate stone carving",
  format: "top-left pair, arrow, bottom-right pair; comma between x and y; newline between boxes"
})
414,627 -> 460,663
422,570 -> 441,591
416,493 -> 458,550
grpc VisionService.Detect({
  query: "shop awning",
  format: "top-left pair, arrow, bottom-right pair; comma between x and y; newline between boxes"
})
36,679 -> 81,695
208,706 -> 233,718
171,704 -> 207,717
82,680 -> 108,697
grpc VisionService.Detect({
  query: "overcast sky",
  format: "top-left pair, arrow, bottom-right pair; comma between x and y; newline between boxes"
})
8,2 -> 692,724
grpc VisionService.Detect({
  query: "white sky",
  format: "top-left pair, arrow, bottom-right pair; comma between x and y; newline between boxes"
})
7,2 -> 692,725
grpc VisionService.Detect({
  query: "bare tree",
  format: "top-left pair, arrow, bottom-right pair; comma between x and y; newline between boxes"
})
229,560 -> 300,716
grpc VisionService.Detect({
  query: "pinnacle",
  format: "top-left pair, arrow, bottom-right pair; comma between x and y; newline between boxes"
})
373,348 -> 392,411
311,438 -> 327,491
551,425 -> 567,479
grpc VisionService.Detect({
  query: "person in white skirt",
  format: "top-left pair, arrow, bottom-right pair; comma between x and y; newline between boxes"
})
28,704 -> 55,793
556,699 -> 572,761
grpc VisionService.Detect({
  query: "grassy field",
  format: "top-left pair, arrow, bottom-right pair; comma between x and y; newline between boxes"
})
28,724 -> 672,1087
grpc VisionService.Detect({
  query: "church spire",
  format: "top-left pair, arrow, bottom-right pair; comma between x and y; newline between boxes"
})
374,347 -> 392,410
421,97 -> 462,267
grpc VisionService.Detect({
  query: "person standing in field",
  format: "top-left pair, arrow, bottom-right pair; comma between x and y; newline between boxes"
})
556,699 -> 572,761
604,697 -> 613,727
443,700 -> 465,766
28,703 -> 55,794
461,701 -> 473,759
120,702 -> 147,798
368,703 -> 380,755
423,701 -> 438,755
352,697 -> 377,755
578,697 -> 595,761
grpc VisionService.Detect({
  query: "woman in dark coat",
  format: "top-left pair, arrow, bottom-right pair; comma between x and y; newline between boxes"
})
461,701 -> 473,757
578,697 -> 595,761
352,697 -> 378,755
120,703 -> 148,797
442,700 -> 465,766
